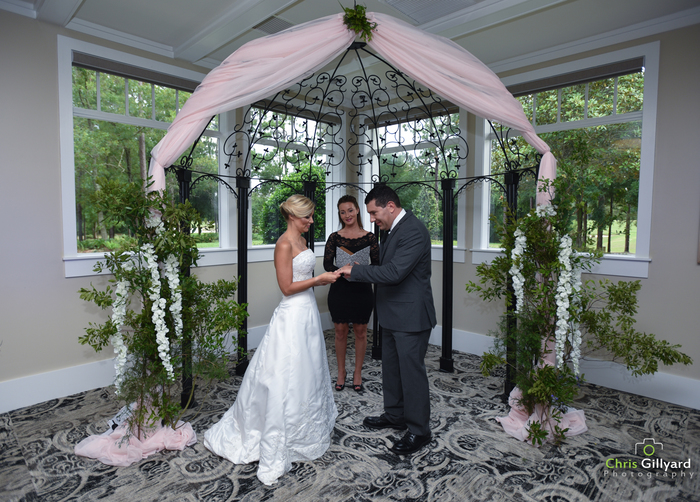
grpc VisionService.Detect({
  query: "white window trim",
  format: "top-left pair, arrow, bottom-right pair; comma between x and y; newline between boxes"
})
58,36 -> 249,277
59,39 -> 470,276
471,42 -> 659,279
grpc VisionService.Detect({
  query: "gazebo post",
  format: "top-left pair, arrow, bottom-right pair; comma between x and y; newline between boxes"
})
303,180 -> 317,251
371,180 -> 384,360
440,178 -> 455,372
504,170 -> 520,398
235,174 -> 251,376
176,168 -> 197,409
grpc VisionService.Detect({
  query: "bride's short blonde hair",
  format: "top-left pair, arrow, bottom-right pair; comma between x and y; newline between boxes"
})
280,194 -> 315,221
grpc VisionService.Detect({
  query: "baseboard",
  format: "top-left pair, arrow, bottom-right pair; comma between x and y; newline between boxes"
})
432,326 -> 700,411
0,313 -> 336,415
576,358 -> 700,411
2,322 -> 697,414
0,358 -> 117,414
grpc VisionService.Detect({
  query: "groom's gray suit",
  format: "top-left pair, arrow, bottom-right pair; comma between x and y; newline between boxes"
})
349,210 -> 436,436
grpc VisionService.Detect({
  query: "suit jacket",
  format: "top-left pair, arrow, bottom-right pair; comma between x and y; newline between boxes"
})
350,210 -> 437,333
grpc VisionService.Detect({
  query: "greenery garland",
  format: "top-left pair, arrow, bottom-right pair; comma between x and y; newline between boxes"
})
342,3 -> 377,42
79,178 -> 248,435
467,179 -> 692,446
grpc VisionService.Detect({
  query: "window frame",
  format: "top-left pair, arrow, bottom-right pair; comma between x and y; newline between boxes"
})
365,108 -> 468,263
59,40 -> 475,277
58,36 -> 229,277
471,42 -> 659,278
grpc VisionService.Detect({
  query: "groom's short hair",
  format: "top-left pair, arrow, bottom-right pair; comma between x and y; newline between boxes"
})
365,185 -> 401,209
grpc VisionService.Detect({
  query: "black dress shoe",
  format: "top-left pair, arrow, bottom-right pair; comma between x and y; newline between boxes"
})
363,414 -> 407,431
390,431 -> 432,455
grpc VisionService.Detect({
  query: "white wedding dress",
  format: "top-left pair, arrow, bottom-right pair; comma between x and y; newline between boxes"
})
203,249 -> 338,485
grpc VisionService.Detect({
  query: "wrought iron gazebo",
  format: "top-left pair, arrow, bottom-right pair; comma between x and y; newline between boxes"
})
165,41 -> 540,407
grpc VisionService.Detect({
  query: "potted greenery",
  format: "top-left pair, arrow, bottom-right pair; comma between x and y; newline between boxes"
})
467,181 -> 692,446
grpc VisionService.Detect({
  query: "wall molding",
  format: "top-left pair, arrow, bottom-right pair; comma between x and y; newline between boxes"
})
2,321 -> 697,414
488,6 -> 700,74
435,327 -> 700,411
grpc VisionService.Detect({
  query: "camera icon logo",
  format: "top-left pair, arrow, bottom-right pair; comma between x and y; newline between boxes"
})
635,438 -> 663,456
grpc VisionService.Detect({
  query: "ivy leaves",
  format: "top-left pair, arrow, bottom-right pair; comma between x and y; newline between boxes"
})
342,3 -> 377,42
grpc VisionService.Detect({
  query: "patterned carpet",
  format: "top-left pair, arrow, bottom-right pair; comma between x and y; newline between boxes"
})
1,329 -> 699,501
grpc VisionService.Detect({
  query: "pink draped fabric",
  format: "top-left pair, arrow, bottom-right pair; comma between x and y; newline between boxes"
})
74,421 -> 196,467
148,13 -> 356,191
148,12 -> 556,196
364,12 -> 556,204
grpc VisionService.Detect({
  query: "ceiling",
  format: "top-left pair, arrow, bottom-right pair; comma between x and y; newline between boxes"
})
2,0 -> 699,70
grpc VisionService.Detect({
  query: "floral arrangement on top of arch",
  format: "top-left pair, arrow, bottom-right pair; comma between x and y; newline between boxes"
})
78,178 -> 248,440
467,179 -> 692,446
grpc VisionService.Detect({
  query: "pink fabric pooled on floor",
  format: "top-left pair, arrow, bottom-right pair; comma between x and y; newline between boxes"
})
496,387 -> 588,445
497,340 -> 587,444
74,421 -> 196,467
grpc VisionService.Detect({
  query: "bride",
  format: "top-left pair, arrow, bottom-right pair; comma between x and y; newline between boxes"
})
204,194 -> 340,486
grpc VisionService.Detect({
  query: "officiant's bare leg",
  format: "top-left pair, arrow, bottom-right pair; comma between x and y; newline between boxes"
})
353,323 -> 367,389
334,322 -> 349,389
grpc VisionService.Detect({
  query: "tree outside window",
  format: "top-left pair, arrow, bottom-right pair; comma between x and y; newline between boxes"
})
375,113 -> 462,246
489,71 -> 644,255
72,67 -> 219,253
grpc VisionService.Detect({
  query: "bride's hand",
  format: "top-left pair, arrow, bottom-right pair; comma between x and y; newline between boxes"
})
315,271 -> 340,286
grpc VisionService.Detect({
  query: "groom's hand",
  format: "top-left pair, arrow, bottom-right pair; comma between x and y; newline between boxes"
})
338,263 -> 354,279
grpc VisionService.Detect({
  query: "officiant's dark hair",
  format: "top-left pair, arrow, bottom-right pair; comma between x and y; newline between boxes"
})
280,194 -> 315,221
365,185 -> 401,209
337,195 -> 363,229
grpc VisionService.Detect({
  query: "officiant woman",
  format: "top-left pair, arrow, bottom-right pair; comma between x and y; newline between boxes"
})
323,195 -> 379,392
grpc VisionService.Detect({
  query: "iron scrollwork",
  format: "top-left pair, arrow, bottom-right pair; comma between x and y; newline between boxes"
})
163,39 -> 541,387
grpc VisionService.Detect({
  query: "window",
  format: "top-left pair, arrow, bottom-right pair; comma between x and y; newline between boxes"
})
246,106 -> 336,246
474,43 -> 659,278
59,38 -> 217,277
71,66 -> 220,254
373,112 -> 464,247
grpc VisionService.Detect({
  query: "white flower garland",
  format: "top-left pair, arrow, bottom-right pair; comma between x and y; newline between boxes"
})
142,242 -> 175,381
164,254 -> 183,341
569,267 -> 583,374
144,211 -> 181,380
109,212 -> 184,388
111,277 -> 129,393
145,211 -> 165,235
555,235 -> 573,368
536,205 -> 556,218
510,228 -> 527,313
511,205 -> 583,374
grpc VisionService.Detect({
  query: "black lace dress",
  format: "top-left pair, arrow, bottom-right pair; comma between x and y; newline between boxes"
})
323,231 -> 380,324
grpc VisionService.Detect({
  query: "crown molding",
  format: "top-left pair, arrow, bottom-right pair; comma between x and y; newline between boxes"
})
36,0 -> 82,26
65,17 -> 175,59
422,0 -> 568,38
174,0 -> 297,63
488,6 -> 700,73
0,0 -> 36,18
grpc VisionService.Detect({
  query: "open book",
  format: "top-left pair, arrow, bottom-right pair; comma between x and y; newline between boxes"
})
336,245 -> 371,268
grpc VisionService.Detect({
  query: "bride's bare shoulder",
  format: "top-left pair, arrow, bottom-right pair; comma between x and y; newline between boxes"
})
275,236 -> 293,254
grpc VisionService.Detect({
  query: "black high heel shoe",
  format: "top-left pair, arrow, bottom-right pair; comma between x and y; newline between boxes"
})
335,371 -> 346,391
353,373 -> 363,392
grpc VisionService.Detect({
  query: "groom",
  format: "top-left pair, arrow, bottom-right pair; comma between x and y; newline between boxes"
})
338,185 -> 436,455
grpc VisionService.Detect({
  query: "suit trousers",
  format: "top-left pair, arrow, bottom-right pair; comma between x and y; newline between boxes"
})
381,327 -> 431,436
